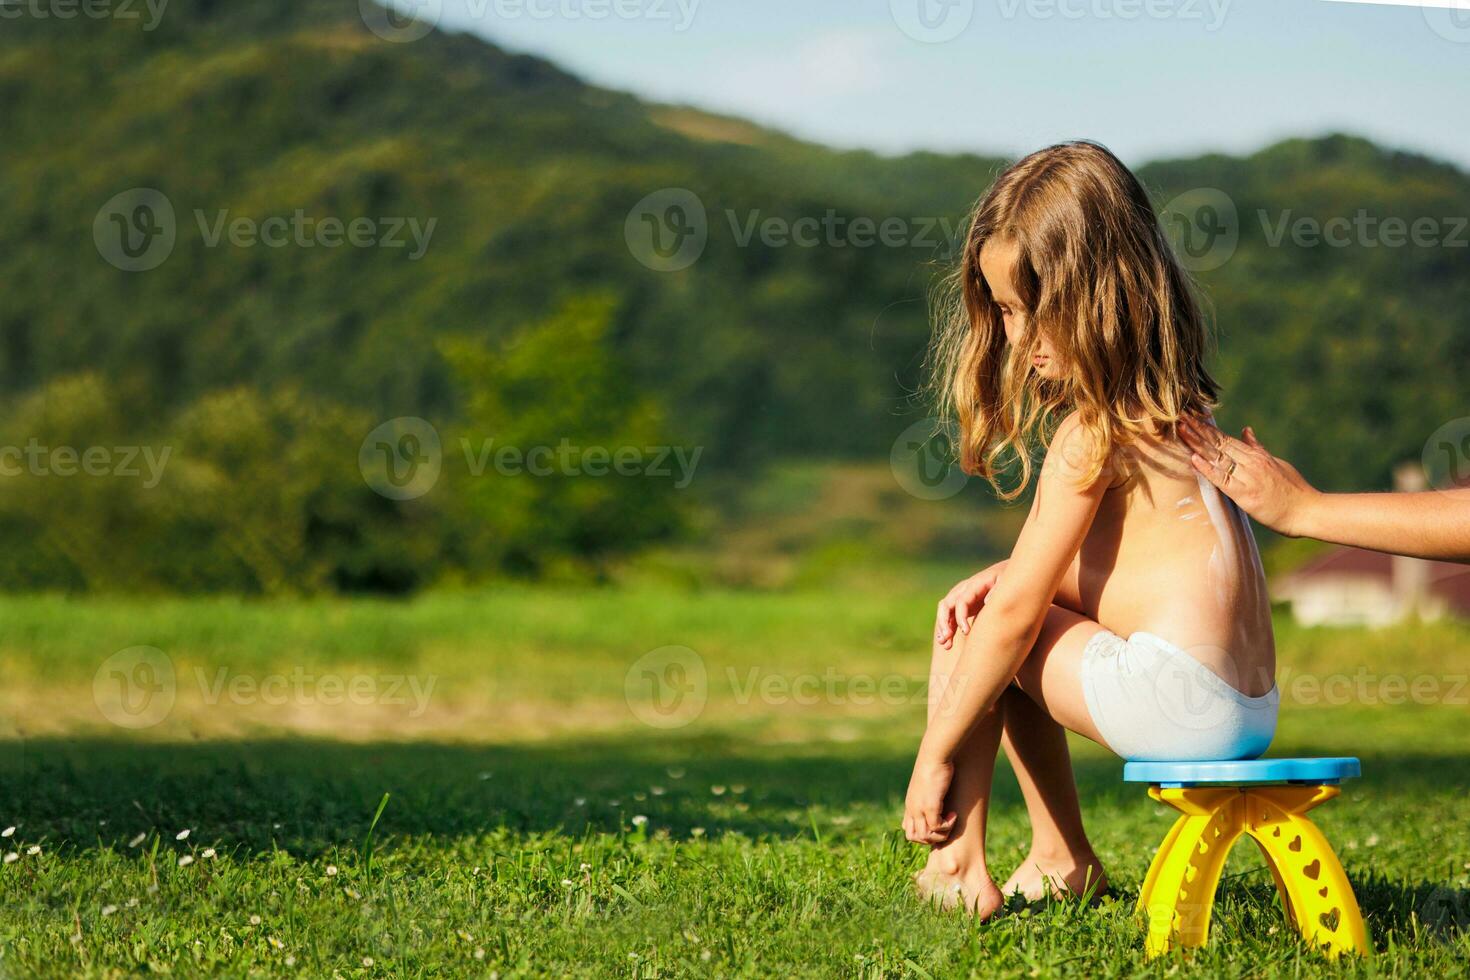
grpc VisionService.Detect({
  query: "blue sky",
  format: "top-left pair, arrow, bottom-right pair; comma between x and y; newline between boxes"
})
423,0 -> 1470,169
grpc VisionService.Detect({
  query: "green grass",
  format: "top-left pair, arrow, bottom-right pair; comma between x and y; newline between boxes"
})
2,585 -> 1469,976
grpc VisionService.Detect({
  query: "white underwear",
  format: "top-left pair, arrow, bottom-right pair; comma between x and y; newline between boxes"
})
1080,630 -> 1278,762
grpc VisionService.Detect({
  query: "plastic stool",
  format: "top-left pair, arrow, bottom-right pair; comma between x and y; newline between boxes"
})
1123,757 -> 1368,958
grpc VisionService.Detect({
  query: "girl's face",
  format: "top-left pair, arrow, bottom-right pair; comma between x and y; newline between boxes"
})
978,239 -> 1063,381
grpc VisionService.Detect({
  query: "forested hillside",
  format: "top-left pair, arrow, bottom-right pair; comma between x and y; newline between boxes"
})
1,0 -> 1465,592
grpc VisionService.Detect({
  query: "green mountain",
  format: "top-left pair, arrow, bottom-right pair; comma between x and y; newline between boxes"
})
1,0 -> 1010,470
1,0 -> 1466,591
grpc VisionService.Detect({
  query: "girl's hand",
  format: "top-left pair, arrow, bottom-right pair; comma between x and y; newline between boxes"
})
902,751 -> 957,845
934,561 -> 1008,648
1179,417 -> 1320,537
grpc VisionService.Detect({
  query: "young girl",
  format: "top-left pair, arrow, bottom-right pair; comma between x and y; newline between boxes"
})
904,141 -> 1277,918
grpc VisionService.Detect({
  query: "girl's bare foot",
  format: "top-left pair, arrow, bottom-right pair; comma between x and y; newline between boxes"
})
1000,850 -> 1108,903
913,851 -> 1005,919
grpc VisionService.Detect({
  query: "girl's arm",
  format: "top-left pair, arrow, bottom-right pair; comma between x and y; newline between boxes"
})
903,416 -> 1109,843
933,560 -> 1008,648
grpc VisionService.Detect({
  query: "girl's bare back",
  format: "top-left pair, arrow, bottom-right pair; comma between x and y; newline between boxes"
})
1056,428 -> 1276,697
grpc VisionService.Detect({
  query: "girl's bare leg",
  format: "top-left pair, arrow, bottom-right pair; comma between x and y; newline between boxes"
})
920,604 -> 1112,911
999,604 -> 1117,899
997,686 -> 1108,900
916,625 -> 1004,917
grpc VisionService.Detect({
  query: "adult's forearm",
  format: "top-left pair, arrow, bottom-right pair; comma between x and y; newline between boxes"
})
1294,490 -> 1470,563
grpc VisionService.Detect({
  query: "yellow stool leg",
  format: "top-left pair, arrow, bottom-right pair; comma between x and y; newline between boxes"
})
1243,785 -> 1369,958
1251,836 -> 1298,930
1135,805 -> 1188,918
1138,787 -> 1246,957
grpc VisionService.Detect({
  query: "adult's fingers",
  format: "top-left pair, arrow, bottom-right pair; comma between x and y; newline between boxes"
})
1189,451 -> 1229,489
1178,416 -> 1220,456
1185,417 -> 1254,467
1242,426 -> 1264,450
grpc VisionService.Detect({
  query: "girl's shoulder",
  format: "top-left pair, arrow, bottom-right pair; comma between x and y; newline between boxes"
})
1041,412 -> 1115,489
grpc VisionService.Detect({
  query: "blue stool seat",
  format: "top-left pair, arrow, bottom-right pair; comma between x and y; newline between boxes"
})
1123,757 -> 1360,787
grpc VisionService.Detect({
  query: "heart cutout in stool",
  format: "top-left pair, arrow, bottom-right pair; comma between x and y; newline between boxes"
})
1319,886 -> 1329,898
1303,859 -> 1321,880
1319,908 -> 1341,932
1289,835 -> 1302,852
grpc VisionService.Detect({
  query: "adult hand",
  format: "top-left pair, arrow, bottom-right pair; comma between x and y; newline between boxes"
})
934,560 -> 1008,649
902,751 -> 956,845
1178,417 -> 1319,536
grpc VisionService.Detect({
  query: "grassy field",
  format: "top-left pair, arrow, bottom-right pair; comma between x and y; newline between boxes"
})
2,583 -> 1469,976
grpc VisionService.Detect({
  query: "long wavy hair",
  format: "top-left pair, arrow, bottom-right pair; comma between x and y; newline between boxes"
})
928,140 -> 1218,499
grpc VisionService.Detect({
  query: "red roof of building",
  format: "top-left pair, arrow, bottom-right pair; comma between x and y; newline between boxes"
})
1283,547 -> 1470,613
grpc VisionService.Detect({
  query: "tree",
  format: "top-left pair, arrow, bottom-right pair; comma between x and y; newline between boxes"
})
441,296 -> 686,576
